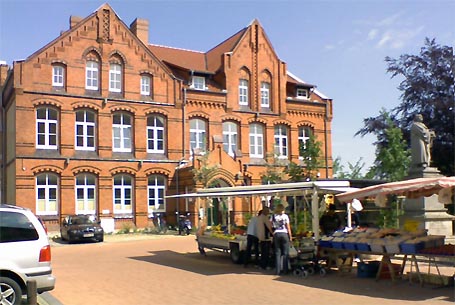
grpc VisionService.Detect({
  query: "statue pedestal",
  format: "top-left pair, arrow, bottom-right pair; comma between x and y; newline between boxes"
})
400,167 -> 455,242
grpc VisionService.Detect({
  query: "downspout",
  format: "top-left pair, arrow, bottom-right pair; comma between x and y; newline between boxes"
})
324,100 -> 329,178
182,87 -> 187,159
1,85 -> 4,203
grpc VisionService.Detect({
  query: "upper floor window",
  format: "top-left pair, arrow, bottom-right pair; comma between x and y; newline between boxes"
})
298,126 -> 313,159
113,174 -> 133,214
239,79 -> 249,106
109,63 -> 122,93
296,88 -> 308,99
274,125 -> 288,159
52,65 -> 65,88
36,173 -> 58,216
86,61 -> 99,90
190,118 -> 207,155
147,115 -> 165,153
112,113 -> 132,152
191,76 -> 206,90
222,121 -> 238,158
148,175 -> 166,212
75,173 -> 96,215
261,82 -> 270,108
75,109 -> 96,151
141,75 -> 151,96
249,123 -> 264,158
36,107 -> 58,150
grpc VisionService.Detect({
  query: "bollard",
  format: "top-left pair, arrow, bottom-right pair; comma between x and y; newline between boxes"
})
26,280 -> 37,305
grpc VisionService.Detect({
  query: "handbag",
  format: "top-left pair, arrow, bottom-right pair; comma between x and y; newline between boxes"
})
289,244 -> 298,258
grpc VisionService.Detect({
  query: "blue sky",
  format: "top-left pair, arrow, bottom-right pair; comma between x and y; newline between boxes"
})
1,0 -> 454,173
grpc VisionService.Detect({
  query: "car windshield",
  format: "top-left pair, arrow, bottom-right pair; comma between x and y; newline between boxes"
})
71,216 -> 97,225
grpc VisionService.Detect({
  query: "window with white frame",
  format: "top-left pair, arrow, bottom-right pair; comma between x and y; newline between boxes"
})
222,121 -> 238,157
189,118 -> 206,154
75,173 -> 96,215
239,79 -> 249,106
36,107 -> 58,149
249,123 -> 264,158
298,126 -> 312,159
296,88 -> 308,99
109,63 -> 122,93
113,174 -> 132,214
191,76 -> 206,90
112,113 -> 132,152
274,125 -> 288,159
36,173 -> 58,216
261,82 -> 270,108
75,110 -> 96,151
86,61 -> 99,90
52,65 -> 65,87
147,115 -> 164,153
141,75 -> 151,96
148,175 -> 165,212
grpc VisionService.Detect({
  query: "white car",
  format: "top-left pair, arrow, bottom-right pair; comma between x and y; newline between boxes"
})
0,204 -> 56,305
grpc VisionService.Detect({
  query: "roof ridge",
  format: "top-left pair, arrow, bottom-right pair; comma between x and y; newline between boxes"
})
149,44 -> 204,54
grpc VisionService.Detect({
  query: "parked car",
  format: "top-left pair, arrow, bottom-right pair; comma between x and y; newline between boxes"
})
60,215 -> 104,243
0,204 -> 56,305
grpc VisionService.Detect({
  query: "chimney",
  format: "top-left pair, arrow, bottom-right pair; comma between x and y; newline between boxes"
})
70,16 -> 83,28
130,18 -> 149,45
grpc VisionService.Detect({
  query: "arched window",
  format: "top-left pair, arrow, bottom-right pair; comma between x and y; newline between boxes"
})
36,107 -> 58,150
112,112 -> 132,152
141,74 -> 152,96
274,125 -> 288,159
52,64 -> 65,89
298,126 -> 313,159
75,173 -> 96,214
113,174 -> 133,214
189,118 -> 207,155
86,60 -> 99,90
222,121 -> 238,157
147,115 -> 165,153
36,173 -> 58,216
75,109 -> 96,151
148,175 -> 166,212
249,123 -> 264,158
260,82 -> 271,108
109,63 -> 122,93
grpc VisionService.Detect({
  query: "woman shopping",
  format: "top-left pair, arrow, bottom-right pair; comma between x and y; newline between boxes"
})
271,203 -> 293,275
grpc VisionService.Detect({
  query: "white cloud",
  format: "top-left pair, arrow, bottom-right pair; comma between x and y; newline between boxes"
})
367,29 -> 378,40
375,26 -> 425,49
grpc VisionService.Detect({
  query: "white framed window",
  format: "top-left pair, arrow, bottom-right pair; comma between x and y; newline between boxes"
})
261,82 -> 270,108
36,107 -> 58,149
141,75 -> 151,95
148,175 -> 166,212
36,173 -> 58,216
109,63 -> 122,93
52,65 -> 64,87
86,61 -> 99,90
274,125 -> 288,159
75,110 -> 96,151
298,126 -> 312,159
147,115 -> 164,153
113,175 -> 133,214
222,121 -> 238,157
191,76 -> 206,90
75,173 -> 96,215
239,79 -> 249,106
296,88 -> 308,99
189,118 -> 206,154
249,123 -> 264,158
112,113 -> 132,152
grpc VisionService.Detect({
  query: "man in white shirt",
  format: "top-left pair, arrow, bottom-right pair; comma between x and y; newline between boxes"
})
256,206 -> 274,270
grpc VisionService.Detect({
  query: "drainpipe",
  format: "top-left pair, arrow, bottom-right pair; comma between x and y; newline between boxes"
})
324,100 -> 329,178
182,87 -> 187,159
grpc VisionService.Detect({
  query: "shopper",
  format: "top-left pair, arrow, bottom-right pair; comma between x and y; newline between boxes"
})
271,203 -> 293,275
320,204 -> 343,235
243,210 -> 261,267
256,206 -> 274,270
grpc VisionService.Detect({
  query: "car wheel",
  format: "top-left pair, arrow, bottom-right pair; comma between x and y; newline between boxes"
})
60,231 -> 66,241
98,235 -> 104,242
0,276 -> 22,305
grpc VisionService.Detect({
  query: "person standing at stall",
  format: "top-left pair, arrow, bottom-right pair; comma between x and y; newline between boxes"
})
256,206 -> 274,270
320,204 -> 343,235
271,203 -> 293,275
244,210 -> 261,268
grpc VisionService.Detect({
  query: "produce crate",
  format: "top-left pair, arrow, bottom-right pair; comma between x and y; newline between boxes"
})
356,242 -> 371,252
357,261 -> 380,278
400,240 -> 425,254
331,237 -> 345,249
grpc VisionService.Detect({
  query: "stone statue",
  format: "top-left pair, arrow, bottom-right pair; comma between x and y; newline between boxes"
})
410,114 -> 434,169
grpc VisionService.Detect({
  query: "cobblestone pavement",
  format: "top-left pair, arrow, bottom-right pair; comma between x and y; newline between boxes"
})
44,233 -> 454,305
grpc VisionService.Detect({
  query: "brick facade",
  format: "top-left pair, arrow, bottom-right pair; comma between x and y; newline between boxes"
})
0,4 -> 333,231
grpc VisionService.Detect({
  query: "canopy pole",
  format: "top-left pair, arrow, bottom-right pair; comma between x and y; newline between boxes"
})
312,187 -> 319,241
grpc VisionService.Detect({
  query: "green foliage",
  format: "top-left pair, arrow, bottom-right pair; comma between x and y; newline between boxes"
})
260,154 -> 284,184
377,199 -> 404,229
333,156 -> 370,179
191,154 -> 220,188
284,161 -> 306,182
299,133 -> 323,180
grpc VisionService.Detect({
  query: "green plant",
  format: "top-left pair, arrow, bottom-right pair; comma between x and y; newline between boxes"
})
377,197 -> 403,229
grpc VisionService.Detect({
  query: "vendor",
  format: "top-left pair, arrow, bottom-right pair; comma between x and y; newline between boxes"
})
320,204 -> 343,235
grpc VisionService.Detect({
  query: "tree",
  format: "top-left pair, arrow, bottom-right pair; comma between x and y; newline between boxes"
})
192,154 -> 220,188
357,38 -> 455,176
299,133 -> 323,180
260,154 -> 284,184
333,156 -> 371,179
367,111 -> 410,182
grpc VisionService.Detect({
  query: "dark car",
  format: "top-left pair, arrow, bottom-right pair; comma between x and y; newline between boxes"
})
60,215 -> 104,243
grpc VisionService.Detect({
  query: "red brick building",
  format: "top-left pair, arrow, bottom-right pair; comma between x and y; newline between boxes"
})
0,3 -> 333,231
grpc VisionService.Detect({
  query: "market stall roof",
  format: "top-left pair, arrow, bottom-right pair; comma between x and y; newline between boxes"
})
166,180 -> 357,199
336,176 -> 455,203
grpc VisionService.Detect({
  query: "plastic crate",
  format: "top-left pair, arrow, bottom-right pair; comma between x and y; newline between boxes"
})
357,261 -> 380,278
400,241 -> 425,254
356,243 -> 371,252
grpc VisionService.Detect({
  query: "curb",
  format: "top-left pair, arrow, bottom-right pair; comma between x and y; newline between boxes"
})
37,292 -> 64,305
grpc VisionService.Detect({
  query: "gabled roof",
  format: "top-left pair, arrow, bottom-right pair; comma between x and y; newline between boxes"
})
148,45 -> 208,73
